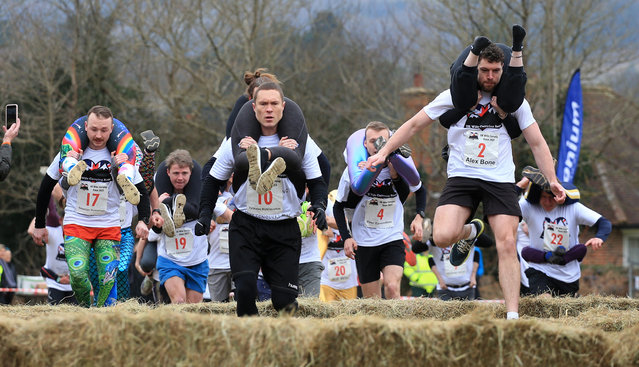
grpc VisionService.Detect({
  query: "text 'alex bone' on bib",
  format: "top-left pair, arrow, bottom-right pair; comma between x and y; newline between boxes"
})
246,178 -> 284,216
444,251 -> 468,277
328,256 -> 352,282
463,130 -> 499,168
219,225 -> 229,254
543,221 -> 569,251
364,197 -> 395,228
76,181 -> 109,216
166,227 -> 194,257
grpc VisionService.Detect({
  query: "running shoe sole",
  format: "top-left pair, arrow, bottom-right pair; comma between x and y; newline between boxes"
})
247,144 -> 261,190
522,166 -> 549,189
173,194 -> 186,228
159,203 -> 175,237
67,160 -> 87,186
117,174 -> 140,205
140,130 -> 160,152
256,157 -> 286,195
450,218 -> 485,266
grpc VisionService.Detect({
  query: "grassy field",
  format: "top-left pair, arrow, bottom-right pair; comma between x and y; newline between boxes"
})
1,296 -> 638,366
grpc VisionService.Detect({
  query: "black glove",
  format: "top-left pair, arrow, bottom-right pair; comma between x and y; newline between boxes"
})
512,24 -> 526,51
470,36 -> 491,55
195,215 -> 211,236
307,205 -> 327,231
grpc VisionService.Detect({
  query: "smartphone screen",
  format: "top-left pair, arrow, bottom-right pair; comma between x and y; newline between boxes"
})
5,104 -> 17,128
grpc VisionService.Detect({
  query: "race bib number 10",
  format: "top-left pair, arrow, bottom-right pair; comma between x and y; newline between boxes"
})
247,178 -> 284,216
463,130 -> 499,168
76,181 -> 109,216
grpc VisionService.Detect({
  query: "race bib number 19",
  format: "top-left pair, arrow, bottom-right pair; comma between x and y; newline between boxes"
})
463,130 -> 499,168
166,227 -> 194,257
76,181 -> 109,216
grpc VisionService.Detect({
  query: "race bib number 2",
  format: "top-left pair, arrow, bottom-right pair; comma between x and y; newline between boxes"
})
463,130 -> 499,168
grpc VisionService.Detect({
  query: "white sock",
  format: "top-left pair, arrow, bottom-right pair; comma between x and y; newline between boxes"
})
466,224 -> 477,240
506,312 -> 519,320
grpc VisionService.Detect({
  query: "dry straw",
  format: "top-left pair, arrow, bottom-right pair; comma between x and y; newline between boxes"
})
1,296 -> 638,366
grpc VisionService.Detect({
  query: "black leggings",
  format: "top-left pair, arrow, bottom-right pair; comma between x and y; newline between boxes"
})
449,43 -> 526,113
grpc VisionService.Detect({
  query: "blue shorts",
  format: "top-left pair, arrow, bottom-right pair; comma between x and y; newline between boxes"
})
157,256 -> 209,293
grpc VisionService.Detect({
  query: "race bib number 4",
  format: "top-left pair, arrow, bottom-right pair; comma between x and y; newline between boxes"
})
247,178 -> 284,216
76,181 -> 109,216
166,227 -> 194,257
543,222 -> 569,251
364,198 -> 395,228
463,130 -> 499,168
328,257 -> 352,282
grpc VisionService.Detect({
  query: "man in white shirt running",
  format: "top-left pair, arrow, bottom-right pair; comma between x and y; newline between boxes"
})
197,82 -> 328,316
367,43 -> 565,319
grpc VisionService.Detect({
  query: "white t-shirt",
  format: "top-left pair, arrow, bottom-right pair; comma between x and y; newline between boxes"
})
207,191 -> 233,270
210,134 -> 322,220
336,167 -> 404,247
300,234 -> 321,264
519,198 -> 601,283
150,220 -> 208,267
47,150 -> 142,228
429,245 -> 475,291
424,89 -> 535,183
44,225 -> 72,292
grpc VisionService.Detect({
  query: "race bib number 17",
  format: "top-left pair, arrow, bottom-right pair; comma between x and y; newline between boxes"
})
76,181 -> 109,216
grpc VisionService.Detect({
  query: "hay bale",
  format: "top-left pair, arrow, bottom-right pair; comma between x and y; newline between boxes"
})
2,296 -> 639,366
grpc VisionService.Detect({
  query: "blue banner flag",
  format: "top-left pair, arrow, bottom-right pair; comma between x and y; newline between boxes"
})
556,69 -> 583,183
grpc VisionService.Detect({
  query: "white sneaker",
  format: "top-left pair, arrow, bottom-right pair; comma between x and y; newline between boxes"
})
256,157 -> 286,195
117,174 -> 140,205
159,203 -> 175,237
173,194 -> 186,228
140,276 -> 153,296
247,144 -> 262,190
67,160 -> 87,186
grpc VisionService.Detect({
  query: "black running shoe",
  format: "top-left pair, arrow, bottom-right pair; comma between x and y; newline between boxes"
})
450,219 -> 484,266
522,166 -> 549,190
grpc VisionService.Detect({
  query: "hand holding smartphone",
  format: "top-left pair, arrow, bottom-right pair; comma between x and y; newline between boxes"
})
5,104 -> 18,129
